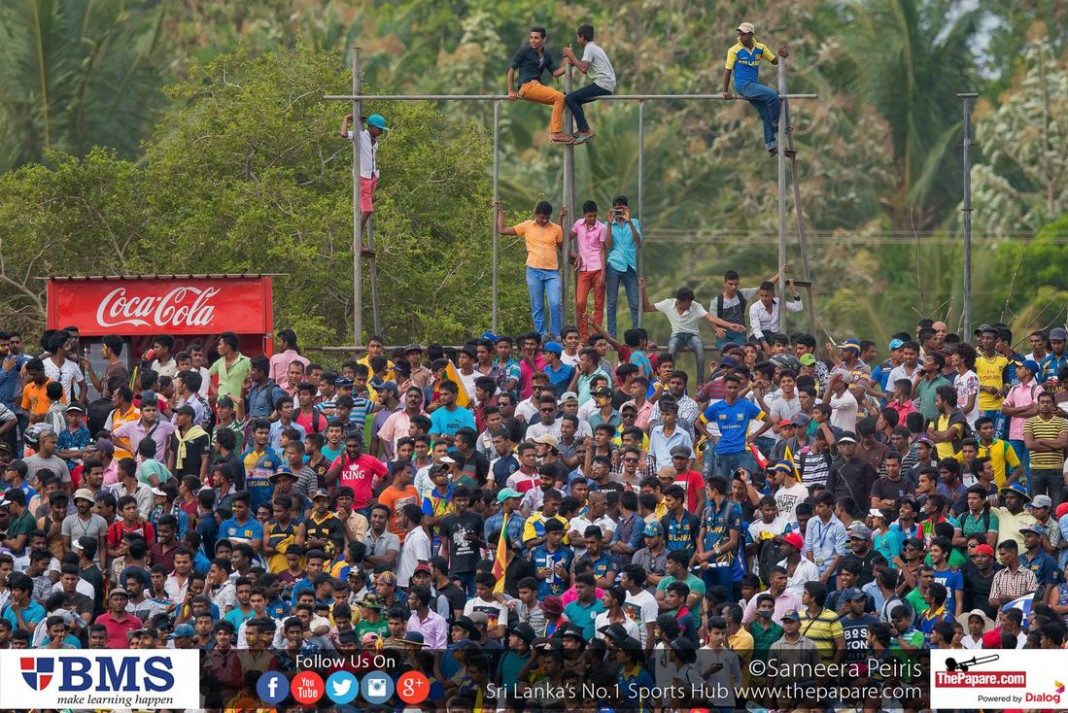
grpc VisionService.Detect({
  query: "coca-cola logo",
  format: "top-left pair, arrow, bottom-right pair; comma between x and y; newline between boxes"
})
95,287 -> 221,329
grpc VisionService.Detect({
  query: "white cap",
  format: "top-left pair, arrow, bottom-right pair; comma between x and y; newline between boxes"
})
736,22 -> 755,34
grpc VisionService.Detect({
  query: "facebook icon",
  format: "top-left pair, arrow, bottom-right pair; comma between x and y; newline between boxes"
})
257,671 -> 289,705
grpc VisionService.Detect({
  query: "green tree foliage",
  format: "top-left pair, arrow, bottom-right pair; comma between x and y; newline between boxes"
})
972,37 -> 1068,237
0,46 -> 524,345
0,0 -> 168,171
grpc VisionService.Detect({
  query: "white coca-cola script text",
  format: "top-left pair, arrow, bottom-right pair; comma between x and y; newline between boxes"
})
95,287 -> 221,329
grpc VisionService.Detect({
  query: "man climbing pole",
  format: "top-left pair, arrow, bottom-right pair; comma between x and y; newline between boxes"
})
722,22 -> 790,156
507,27 -> 573,145
340,112 -> 389,229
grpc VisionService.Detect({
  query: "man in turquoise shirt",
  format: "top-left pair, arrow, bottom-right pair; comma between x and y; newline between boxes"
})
605,195 -> 641,338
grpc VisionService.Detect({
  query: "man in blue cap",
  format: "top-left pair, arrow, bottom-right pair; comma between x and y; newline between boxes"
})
340,112 -> 389,228
1040,327 -> 1068,385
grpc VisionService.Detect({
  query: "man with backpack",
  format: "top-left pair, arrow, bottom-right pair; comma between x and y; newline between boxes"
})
711,267 -> 789,349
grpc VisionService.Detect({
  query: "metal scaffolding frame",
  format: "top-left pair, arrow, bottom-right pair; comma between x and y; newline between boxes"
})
330,48 -> 818,344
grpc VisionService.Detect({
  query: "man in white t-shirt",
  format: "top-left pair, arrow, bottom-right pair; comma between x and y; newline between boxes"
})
828,371 -> 859,433
641,282 -> 744,386
621,564 -> 659,652
561,24 -> 616,143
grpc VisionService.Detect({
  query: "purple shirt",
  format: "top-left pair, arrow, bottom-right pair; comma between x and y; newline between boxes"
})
407,609 -> 448,649
572,219 -> 607,272
112,418 -> 176,464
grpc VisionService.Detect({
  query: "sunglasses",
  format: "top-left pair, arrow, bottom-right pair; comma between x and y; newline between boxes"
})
623,458 -> 639,463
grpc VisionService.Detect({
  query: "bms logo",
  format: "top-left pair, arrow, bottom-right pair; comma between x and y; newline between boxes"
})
18,655 -> 175,692
21,658 -> 54,690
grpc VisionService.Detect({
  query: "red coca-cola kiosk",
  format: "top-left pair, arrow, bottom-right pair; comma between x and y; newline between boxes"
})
46,275 -> 275,379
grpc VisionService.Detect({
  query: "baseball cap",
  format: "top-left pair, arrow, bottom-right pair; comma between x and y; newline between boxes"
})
643,521 -> 663,537
1019,525 -> 1046,536
109,587 -> 129,598
1020,360 -> 1041,375
791,413 -> 810,426
1056,503 -> 1068,520
888,338 -> 905,350
0,489 -> 25,506
560,391 -> 579,403
66,404 -> 85,414
778,418 -> 794,428
334,376 -> 354,387
413,563 -> 432,576
310,488 -> 331,501
168,624 -> 195,639
781,609 -> 801,622
838,432 -> 858,444
849,523 -> 872,540
736,21 -> 755,33
842,588 -> 866,602
1051,327 -> 1067,341
1028,494 -> 1053,509
971,544 -> 995,557
543,341 -> 563,354
531,433 -> 559,447
140,390 -> 158,404
404,343 -> 423,354
216,395 -> 234,408
720,356 -> 741,368
841,339 -> 861,352
173,405 -> 196,417
799,353 -> 816,366
496,487 -> 522,504
915,434 -> 934,446
781,532 -> 804,551
366,114 -> 389,131
508,622 -> 537,645
92,439 -> 115,454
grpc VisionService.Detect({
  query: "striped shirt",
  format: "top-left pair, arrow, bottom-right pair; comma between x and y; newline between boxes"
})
989,564 -> 1038,612
1023,415 -> 1067,470
797,608 -> 844,663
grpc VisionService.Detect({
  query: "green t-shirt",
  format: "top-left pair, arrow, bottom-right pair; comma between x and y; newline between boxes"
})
6,510 -> 36,546
356,617 -> 389,639
138,459 -> 173,485
905,587 -> 926,616
657,572 -> 706,596
749,621 -> 784,662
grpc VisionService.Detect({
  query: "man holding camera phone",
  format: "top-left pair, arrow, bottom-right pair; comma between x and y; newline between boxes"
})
605,196 -> 642,338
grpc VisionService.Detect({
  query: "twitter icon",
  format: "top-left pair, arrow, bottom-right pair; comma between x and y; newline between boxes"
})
326,671 -> 359,705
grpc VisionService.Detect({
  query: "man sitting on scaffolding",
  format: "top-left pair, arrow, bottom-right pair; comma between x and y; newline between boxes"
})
722,21 -> 790,157
507,26 -> 573,145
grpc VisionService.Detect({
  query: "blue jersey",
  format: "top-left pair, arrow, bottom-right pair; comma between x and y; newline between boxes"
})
725,41 -> 775,87
702,398 -> 763,454
219,516 -> 264,546
241,446 -> 281,510
530,544 -> 574,597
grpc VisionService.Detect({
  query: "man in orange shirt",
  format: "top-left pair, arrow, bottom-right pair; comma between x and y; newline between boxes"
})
496,200 -> 565,339
20,359 -> 58,421
377,461 -> 420,542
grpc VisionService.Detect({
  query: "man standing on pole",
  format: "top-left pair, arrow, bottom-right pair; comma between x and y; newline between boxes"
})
507,27 -> 572,145
340,112 -> 389,228
722,22 -> 789,156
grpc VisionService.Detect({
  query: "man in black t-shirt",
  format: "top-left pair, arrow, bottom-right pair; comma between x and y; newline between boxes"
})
430,556 -> 466,621
960,538 -> 1001,618
439,487 -> 484,597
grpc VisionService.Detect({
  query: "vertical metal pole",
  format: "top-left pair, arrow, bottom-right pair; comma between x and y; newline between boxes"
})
351,47 -> 363,346
637,101 -> 645,328
784,99 -> 817,342
958,92 -> 977,338
561,65 -> 574,332
776,57 -> 788,332
369,220 -> 381,336
491,100 -> 501,332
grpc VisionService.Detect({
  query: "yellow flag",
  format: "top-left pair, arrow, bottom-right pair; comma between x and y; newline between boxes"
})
444,360 -> 471,408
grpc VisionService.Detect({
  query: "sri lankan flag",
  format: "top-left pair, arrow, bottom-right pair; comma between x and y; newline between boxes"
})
444,360 -> 472,408
492,513 -> 508,594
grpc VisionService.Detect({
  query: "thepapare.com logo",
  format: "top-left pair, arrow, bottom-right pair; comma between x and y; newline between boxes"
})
0,651 -> 200,709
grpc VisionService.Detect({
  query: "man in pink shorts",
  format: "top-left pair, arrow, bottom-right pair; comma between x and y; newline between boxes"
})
340,113 -> 389,228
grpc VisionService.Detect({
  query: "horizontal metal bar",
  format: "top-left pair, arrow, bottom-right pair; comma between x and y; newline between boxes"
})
324,93 -> 819,101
